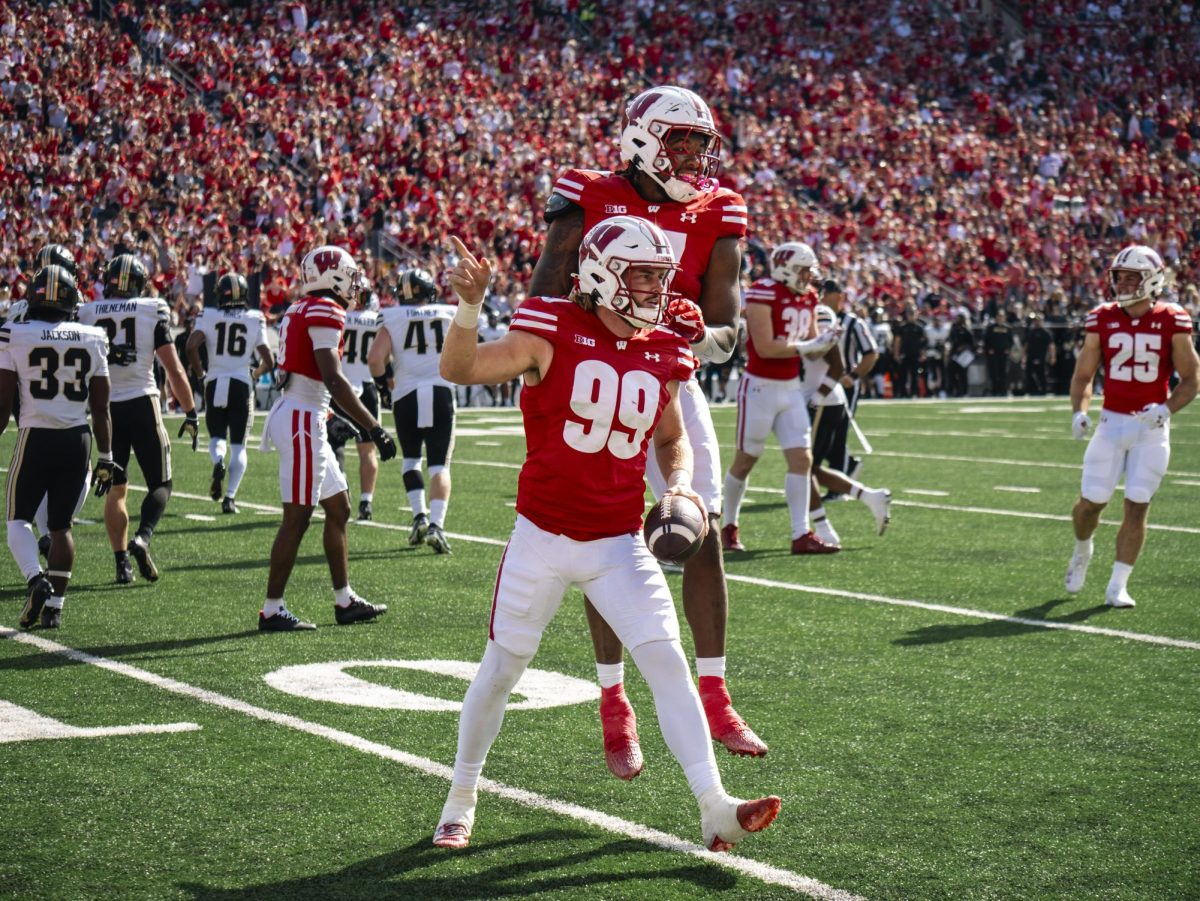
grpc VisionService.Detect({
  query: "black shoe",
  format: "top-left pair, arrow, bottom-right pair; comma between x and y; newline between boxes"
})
37,534 -> 51,560
128,538 -> 159,582
258,608 -> 316,631
821,491 -> 845,503
210,461 -> 226,501
116,554 -> 135,585
358,499 -> 373,521
20,575 -> 52,629
40,605 -> 61,629
222,497 -> 238,515
426,523 -> 452,555
335,596 -> 388,625
408,513 -> 430,546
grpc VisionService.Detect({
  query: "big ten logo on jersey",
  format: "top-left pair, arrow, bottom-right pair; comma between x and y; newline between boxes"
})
574,334 -> 596,348
564,359 -> 660,460
604,204 -> 627,214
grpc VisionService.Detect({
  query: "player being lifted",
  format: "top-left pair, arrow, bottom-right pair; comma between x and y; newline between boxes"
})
77,255 -> 200,584
1066,245 -> 1198,607
367,267 -> 458,553
328,287 -> 382,522
186,273 -> 273,514
433,223 -> 780,853
528,85 -> 764,777
257,245 -> 396,631
0,266 -> 117,629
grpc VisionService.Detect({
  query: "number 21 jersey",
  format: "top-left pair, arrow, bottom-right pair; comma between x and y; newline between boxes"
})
77,297 -> 172,402
0,320 -> 109,428
1086,301 -> 1193,414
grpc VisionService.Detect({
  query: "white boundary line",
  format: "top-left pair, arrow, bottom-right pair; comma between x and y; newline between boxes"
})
0,627 -> 863,901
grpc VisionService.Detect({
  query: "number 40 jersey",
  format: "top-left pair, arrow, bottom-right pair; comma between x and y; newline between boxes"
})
378,303 -> 457,400
0,320 -> 109,428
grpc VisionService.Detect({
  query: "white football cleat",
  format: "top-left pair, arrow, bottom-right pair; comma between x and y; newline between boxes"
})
813,519 -> 841,549
861,488 -> 891,536
1065,548 -> 1093,595
701,793 -> 781,853
1105,586 -> 1136,608
434,792 -> 476,849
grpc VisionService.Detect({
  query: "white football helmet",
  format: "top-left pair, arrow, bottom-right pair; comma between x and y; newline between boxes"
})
1108,245 -> 1166,308
576,215 -> 679,328
815,304 -> 837,329
300,245 -> 362,308
770,242 -> 820,293
620,86 -> 722,203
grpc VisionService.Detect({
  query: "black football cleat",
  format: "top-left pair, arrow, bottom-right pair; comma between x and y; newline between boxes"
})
221,497 -> 238,515
128,538 -> 159,582
37,534 -> 51,560
426,523 -> 452,555
116,555 -> 134,585
258,608 -> 316,631
335,596 -> 388,625
40,605 -> 61,629
210,461 -> 226,501
357,499 -> 373,521
20,575 -> 53,629
408,513 -> 429,546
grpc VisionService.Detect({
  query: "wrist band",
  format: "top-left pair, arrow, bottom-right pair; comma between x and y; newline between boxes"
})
820,376 -> 837,390
98,451 -> 113,462
453,303 -> 481,329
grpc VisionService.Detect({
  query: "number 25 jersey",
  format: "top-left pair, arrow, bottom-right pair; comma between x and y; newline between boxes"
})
77,297 -> 172,402
510,297 -> 694,540
1086,301 -> 1193,414
0,320 -> 109,428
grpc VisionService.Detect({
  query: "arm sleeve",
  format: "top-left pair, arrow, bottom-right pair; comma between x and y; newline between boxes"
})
0,326 -> 12,371
153,320 -> 172,349
308,326 -> 342,350
92,333 -> 111,378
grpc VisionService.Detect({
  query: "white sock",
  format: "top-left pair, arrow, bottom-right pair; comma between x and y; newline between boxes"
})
209,437 -> 227,465
451,641 -> 531,794
1076,537 -> 1094,556
849,483 -> 866,500
694,656 -> 726,679
360,491 -> 373,503
628,639 -> 721,803
785,472 -> 811,538
722,472 -> 747,527
7,520 -> 43,583
263,598 -> 284,617
430,498 -> 448,528
1110,561 -> 1133,590
46,595 -> 64,610
334,585 -> 353,607
33,496 -> 49,537
226,444 -> 248,497
408,489 -> 427,517
811,505 -> 827,523
596,661 -> 624,689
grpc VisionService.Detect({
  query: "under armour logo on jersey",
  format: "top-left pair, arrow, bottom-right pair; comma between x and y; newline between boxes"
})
680,213 -> 698,223
1151,322 -> 1162,329
604,204 -> 627,214
1107,321 -> 1119,328
645,351 -> 661,361
616,340 -> 628,350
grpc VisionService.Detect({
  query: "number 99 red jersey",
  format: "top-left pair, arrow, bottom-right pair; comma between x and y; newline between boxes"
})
510,297 -> 695,540
1086,301 -> 1193,414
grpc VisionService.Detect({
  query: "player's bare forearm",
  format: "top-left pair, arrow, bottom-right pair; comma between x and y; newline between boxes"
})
88,376 -> 112,455
252,346 -> 274,380
824,344 -> 846,380
0,370 -> 13,435
366,327 -> 392,377
528,208 -> 584,299
160,351 -> 196,413
327,371 -> 379,432
698,237 -> 741,329
1167,335 -> 1200,414
651,384 -> 692,477
185,331 -> 205,380
745,304 -> 794,359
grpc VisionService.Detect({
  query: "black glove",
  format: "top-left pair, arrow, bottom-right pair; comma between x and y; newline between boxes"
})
367,425 -> 397,462
178,411 -> 199,451
107,343 -> 137,366
373,373 -> 393,409
91,458 -> 122,497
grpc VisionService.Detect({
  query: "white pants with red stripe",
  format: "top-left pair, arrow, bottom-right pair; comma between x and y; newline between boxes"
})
1081,409 -> 1170,504
265,400 -> 347,506
734,372 -> 811,456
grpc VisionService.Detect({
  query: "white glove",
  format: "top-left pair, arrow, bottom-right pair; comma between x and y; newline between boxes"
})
1135,402 -> 1171,429
793,326 -> 842,358
1071,411 -> 1091,441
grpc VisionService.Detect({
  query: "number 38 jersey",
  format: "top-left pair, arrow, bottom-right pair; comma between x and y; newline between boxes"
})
341,308 -> 380,389
378,304 -> 456,400
510,296 -> 694,541
77,297 -> 172,402
194,307 -> 267,384
1086,301 -> 1193,414
0,320 -> 109,428
743,278 -> 818,380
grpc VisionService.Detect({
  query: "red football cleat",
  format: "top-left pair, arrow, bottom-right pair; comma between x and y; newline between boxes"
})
432,822 -> 471,849
699,676 -> 768,757
720,523 -> 746,552
703,795 -> 782,852
791,530 -> 840,555
600,684 -> 643,781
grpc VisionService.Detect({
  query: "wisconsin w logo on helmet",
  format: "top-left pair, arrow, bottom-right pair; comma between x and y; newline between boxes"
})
300,245 -> 362,308
576,215 -> 680,328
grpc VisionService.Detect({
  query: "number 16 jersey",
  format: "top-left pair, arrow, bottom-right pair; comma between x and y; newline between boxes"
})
1086,301 -> 1193,414
0,320 -> 109,428
77,297 -> 172,402
194,307 -> 267,385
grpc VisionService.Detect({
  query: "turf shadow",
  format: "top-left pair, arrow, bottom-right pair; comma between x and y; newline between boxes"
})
0,629 -> 262,672
179,828 -> 737,899
893,597 -> 1111,647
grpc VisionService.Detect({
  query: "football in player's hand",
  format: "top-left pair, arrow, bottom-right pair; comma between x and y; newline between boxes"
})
643,494 -> 706,565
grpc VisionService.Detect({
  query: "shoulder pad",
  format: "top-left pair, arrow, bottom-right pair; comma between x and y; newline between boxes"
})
544,190 -> 578,223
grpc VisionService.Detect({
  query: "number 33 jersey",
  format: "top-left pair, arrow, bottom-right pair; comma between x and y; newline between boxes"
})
1086,301 -> 1193,414
194,307 -> 267,384
77,297 -> 172,402
510,297 -> 694,541
0,320 -> 109,428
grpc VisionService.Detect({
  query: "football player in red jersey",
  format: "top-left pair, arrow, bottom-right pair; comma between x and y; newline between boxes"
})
721,242 -> 846,555
1066,245 -> 1198,607
528,85 -> 764,776
433,222 -> 780,853
257,245 -> 397,631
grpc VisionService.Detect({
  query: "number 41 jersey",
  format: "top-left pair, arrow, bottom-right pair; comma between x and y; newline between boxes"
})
1087,301 -> 1193,414
194,307 -> 267,384
0,320 -> 109,428
378,303 -> 456,399
77,297 -> 172,402
510,296 -> 694,541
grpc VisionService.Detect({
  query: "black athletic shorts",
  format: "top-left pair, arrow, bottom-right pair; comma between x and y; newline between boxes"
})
111,395 -> 171,488
6,425 -> 90,530
204,378 -> 253,444
393,385 -> 455,466
809,404 -> 845,468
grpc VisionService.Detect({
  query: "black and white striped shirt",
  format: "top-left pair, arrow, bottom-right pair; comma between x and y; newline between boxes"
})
839,311 -> 878,373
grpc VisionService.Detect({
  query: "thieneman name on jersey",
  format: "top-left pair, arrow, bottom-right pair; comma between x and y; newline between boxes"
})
77,297 -> 172,402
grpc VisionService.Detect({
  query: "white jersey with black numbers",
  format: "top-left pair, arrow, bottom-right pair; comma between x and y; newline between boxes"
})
379,304 -> 456,399
77,297 -> 171,402
0,319 -> 109,428
195,306 -> 267,384
341,309 -> 380,389
800,353 -> 848,407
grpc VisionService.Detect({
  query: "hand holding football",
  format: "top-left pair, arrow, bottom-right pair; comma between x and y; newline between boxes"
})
643,493 -> 706,564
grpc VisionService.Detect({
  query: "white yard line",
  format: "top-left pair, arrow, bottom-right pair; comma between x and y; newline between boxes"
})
993,486 -> 1041,494
0,628 -> 862,901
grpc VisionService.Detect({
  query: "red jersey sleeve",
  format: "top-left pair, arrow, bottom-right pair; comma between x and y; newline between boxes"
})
707,187 -> 749,240
301,296 -> 347,332
544,168 -> 611,223
509,295 -> 570,337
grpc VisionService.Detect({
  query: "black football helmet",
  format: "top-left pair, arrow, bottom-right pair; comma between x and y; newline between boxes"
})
28,265 -> 81,318
104,254 -> 149,299
395,268 -> 436,304
36,244 -> 78,278
216,272 -> 249,308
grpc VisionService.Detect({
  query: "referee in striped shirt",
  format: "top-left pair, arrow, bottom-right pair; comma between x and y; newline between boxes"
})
821,280 -> 878,493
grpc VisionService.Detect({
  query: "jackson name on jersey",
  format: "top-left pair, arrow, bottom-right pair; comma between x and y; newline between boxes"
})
77,297 -> 171,402
0,320 -> 109,428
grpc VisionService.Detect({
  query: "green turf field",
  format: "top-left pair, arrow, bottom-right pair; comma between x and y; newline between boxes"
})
1,396 -> 1197,900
